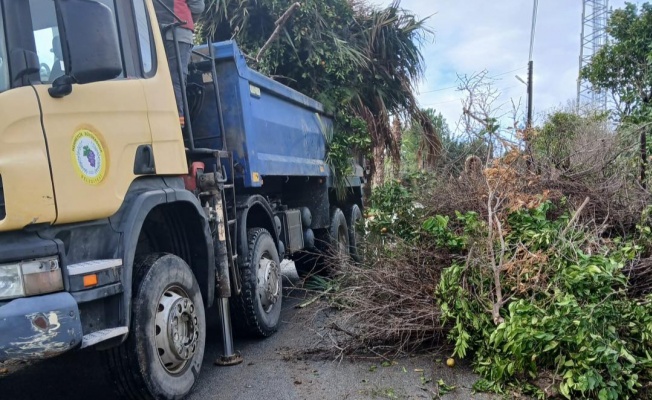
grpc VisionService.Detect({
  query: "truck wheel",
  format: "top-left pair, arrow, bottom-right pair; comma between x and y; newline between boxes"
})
105,253 -> 206,400
232,228 -> 282,338
345,204 -> 363,262
295,209 -> 350,276
328,207 -> 350,260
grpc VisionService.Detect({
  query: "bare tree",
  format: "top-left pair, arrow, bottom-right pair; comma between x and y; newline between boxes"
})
457,71 -> 523,162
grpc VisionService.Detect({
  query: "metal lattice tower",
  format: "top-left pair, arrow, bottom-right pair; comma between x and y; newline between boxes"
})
577,0 -> 609,111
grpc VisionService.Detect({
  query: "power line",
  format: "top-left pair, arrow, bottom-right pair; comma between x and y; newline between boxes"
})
420,84 -> 523,108
491,67 -> 528,78
419,85 -> 458,94
419,67 -> 528,95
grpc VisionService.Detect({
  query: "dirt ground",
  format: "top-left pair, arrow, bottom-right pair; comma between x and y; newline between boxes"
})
0,267 -> 497,400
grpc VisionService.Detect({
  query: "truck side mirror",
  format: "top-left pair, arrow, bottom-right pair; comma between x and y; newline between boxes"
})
55,0 -> 122,85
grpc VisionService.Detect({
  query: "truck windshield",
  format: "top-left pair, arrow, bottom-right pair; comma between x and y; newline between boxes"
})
0,6 -> 9,92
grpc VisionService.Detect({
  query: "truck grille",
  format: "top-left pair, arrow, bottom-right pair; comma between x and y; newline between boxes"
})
0,175 -> 5,220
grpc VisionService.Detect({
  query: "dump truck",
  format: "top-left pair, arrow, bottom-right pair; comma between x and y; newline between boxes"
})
0,0 -> 364,398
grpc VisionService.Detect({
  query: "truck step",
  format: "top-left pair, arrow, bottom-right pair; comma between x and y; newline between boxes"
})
81,326 -> 128,348
67,259 -> 122,276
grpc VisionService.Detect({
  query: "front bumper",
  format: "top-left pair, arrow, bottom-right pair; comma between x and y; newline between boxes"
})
0,292 -> 83,364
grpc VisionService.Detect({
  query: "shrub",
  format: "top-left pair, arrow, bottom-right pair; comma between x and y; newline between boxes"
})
364,179 -> 425,240
438,203 -> 652,399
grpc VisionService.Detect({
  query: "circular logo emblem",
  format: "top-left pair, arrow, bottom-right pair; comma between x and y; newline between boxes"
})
71,130 -> 106,185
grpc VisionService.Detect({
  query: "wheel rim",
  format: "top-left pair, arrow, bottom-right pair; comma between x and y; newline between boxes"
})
155,286 -> 200,374
257,253 -> 280,313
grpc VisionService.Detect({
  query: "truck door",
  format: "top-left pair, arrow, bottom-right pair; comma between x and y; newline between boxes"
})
0,1 -> 57,231
25,0 -> 153,225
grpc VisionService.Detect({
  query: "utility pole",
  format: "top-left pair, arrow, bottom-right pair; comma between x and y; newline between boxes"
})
527,60 -> 533,128
527,0 -> 538,128
523,0 -> 538,170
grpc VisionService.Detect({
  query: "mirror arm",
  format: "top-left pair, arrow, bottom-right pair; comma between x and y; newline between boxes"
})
48,75 -> 74,98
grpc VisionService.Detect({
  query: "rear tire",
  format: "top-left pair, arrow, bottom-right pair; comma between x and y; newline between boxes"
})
328,207 -> 350,261
105,253 -> 206,400
345,204 -> 363,262
295,208 -> 350,276
231,228 -> 282,338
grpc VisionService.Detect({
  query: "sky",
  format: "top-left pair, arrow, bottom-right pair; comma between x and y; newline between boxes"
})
371,0 -> 634,133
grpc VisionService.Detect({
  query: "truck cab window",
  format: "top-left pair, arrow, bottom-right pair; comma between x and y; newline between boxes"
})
133,0 -> 155,76
29,0 -> 64,83
0,6 -> 9,91
28,0 -> 123,83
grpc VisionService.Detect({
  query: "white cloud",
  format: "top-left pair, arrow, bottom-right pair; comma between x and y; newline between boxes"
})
370,0 -> 634,130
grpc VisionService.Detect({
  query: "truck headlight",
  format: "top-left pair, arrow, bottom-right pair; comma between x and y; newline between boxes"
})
0,257 -> 63,301
0,264 -> 24,300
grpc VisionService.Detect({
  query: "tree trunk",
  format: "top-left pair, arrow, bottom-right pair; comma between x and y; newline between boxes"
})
488,132 -> 494,161
371,144 -> 385,189
391,118 -> 402,179
641,128 -> 647,189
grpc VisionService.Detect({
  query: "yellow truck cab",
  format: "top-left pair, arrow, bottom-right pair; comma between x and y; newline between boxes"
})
0,0 -> 364,398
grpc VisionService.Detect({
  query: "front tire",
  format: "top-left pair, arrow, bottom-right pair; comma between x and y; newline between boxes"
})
105,253 -> 206,400
232,228 -> 282,338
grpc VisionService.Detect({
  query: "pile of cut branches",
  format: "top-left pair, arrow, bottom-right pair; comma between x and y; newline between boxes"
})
322,240 -> 449,357
309,171 -> 480,357
625,257 -> 652,297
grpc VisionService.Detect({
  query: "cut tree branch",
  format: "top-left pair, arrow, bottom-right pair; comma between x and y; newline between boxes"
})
486,189 -> 506,325
560,196 -> 590,238
255,2 -> 301,62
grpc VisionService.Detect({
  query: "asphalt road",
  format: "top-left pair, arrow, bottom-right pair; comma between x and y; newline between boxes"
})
0,270 -> 494,400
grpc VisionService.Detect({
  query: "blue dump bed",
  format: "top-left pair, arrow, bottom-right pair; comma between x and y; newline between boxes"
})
191,41 -> 332,188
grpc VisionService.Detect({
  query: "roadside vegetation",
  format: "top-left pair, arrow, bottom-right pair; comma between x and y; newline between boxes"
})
317,108 -> 652,399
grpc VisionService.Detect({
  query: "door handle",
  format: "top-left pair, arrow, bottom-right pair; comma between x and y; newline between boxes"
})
134,145 -> 156,175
